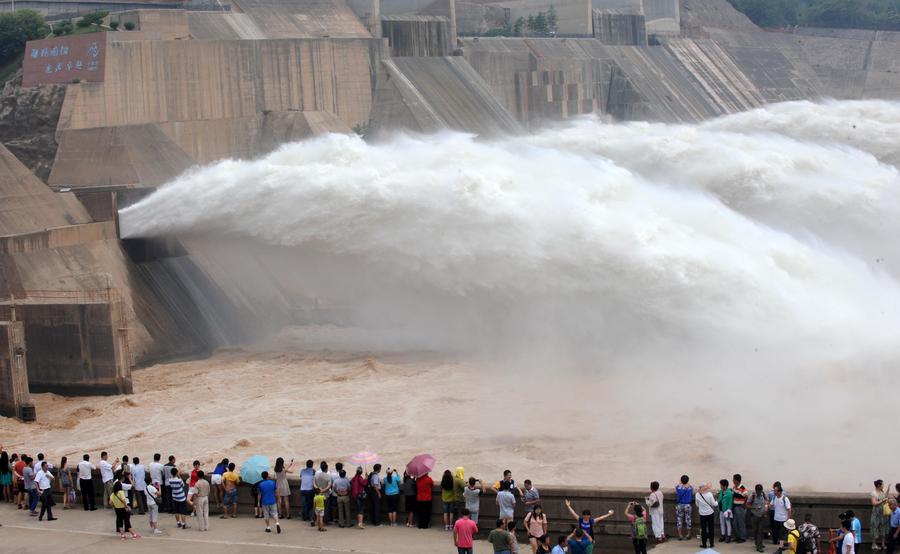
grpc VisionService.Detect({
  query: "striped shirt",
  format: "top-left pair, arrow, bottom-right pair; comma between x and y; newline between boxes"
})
170,478 -> 186,502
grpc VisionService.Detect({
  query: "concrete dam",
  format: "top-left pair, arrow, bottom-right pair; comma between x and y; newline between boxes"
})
2,0 -> 900,496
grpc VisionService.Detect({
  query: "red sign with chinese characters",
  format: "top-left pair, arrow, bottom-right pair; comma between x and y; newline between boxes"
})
22,33 -> 106,87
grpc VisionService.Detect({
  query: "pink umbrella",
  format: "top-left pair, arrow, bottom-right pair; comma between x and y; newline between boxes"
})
406,454 -> 435,478
346,450 -> 381,468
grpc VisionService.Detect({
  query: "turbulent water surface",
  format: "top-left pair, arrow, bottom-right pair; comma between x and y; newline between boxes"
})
120,100 -> 900,487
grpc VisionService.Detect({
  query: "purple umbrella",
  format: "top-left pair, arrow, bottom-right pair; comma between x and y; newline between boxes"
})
405,454 -> 435,478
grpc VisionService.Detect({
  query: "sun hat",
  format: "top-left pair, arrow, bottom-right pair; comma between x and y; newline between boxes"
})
784,519 -> 797,530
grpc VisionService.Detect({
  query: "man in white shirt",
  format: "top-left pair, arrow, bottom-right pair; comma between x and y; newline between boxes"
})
35,461 -> 56,521
77,454 -> 97,511
132,457 -> 147,514
99,452 -> 116,509
771,485 -> 792,544
149,454 -> 165,496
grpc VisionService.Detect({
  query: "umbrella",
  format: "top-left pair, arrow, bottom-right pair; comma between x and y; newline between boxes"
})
346,450 -> 381,468
406,454 -> 435,478
240,455 -> 269,484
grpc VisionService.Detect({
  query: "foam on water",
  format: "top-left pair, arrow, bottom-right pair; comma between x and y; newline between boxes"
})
121,100 -> 900,371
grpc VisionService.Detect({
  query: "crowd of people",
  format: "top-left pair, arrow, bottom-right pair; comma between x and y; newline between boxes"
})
0,445 -> 896,554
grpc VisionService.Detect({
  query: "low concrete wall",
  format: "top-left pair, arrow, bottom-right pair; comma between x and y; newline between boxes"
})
63,472 -> 872,544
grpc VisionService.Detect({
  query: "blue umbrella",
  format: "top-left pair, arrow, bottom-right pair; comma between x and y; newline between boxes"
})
240,455 -> 269,484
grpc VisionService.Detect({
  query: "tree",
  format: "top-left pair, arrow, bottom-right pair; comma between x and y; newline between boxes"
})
526,14 -> 535,36
0,10 -> 49,66
546,5 -> 558,34
123,21 -> 135,31
110,21 -> 119,30
512,17 -> 525,36
77,11 -> 108,28
55,19 -> 75,36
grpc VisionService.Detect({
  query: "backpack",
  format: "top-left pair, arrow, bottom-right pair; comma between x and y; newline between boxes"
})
633,516 -> 647,540
796,529 -> 814,554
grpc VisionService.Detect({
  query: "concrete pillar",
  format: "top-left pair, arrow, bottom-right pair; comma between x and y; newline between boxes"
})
0,321 -> 36,421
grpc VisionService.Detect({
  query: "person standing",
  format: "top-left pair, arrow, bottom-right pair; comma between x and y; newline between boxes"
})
368,464 -> 383,527
489,518 -> 515,554
675,475 -> 694,541
696,483 -> 719,549
848,511 -> 863,554
384,467 -> 401,526
35,461 -> 56,521
144,474 -> 162,535
333,469 -> 352,528
646,481 -> 665,542
785,519 -> 801,553
564,498 -> 615,541
525,505 -> 549,554
454,508 -> 479,554
733,474 -> 749,543
221,462 -> 240,518
496,481 -> 516,527
416,471 -> 434,529
842,520 -> 856,554
626,501 -> 649,554
454,468 -> 467,519
873,480 -> 891,551
314,487 -> 327,532
163,455 -> 176,513
403,472 -> 417,527
191,470 -> 210,531
464,477 -> 485,526
274,457 -> 294,520
771,484 -> 792,545
798,513 -> 820,554
258,471 -> 281,534
132,457 -> 147,515
110,481 -> 140,540
59,456 -> 74,510
718,478 -> 734,543
77,454 -> 96,511
887,499 -> 900,554
149,454 -> 165,510
23,456 -> 38,514
351,466 -> 369,529
441,470 -> 456,530
99,453 -> 116,510
523,480 -> 540,513
314,461 -> 333,525
299,459 -> 315,522
169,467 -> 190,530
747,484 -> 769,552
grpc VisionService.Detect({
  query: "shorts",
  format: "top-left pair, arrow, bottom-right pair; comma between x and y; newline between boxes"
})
17,480 -> 25,493
173,500 -> 188,515
148,504 -> 159,523
405,495 -> 417,512
386,495 -> 399,512
188,486 -> 197,497
355,498 -> 366,514
500,508 -> 514,519
443,502 -> 454,514
676,503 -> 692,530
224,489 -> 238,506
315,509 -> 325,517
262,503 -> 278,520
211,474 -> 223,486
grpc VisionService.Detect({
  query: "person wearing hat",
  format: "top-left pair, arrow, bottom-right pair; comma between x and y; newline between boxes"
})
784,519 -> 801,553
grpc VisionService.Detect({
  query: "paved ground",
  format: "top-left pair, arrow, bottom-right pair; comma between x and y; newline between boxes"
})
0,503 -> 497,553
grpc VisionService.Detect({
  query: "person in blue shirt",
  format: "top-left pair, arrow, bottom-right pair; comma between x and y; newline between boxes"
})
258,471 -> 281,534
847,510 -> 862,553
299,460 -> 316,522
568,528 -> 594,554
550,535 -> 567,554
888,499 -> 900,554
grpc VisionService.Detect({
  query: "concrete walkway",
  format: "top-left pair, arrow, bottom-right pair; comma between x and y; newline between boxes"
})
0,503 -> 496,553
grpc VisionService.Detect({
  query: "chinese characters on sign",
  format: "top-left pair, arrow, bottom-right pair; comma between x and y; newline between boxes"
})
22,33 -> 107,87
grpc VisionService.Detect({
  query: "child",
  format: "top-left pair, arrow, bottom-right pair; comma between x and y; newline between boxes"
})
169,467 -> 190,529
315,488 -> 327,532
